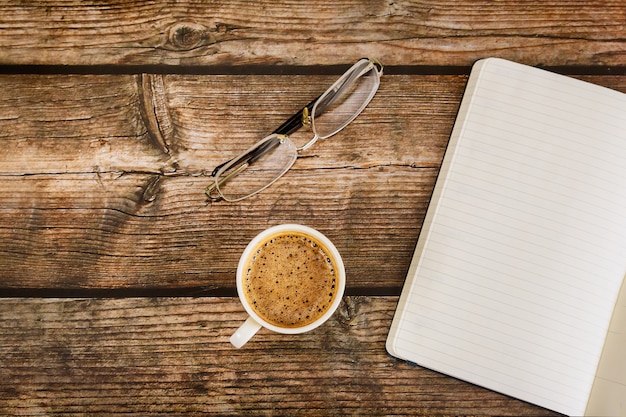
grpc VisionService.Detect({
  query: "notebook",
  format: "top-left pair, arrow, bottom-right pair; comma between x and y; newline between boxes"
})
386,58 -> 626,416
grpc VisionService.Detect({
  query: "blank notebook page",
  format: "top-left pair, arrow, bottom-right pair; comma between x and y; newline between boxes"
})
387,58 -> 626,416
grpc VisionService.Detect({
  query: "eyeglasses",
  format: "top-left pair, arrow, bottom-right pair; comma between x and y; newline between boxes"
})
206,58 -> 383,202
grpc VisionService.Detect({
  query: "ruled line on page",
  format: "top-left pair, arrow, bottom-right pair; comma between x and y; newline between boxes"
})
425,216 -> 622,305
481,62 -> 626,123
443,168 -> 626,251
394,326 -> 586,412
412,260 -> 606,338
399,296 -> 594,383
462,118 -> 626,189
434,192 -> 625,267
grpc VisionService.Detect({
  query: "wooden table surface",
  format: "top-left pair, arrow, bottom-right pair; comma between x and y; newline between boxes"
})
1,1 -> 625,415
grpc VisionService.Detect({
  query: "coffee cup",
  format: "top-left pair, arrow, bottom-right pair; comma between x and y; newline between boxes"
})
230,224 -> 346,348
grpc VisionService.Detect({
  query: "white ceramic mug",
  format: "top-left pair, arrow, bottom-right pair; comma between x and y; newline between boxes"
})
230,224 -> 346,348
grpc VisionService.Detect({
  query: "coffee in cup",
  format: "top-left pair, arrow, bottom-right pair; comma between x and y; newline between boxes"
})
244,231 -> 338,327
230,224 -> 345,348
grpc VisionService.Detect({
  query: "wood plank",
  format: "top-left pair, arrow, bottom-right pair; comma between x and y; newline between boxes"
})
0,74 -> 461,291
0,170 -> 435,292
0,73 -> 456,175
2,74 -> 626,291
0,1 -> 624,67
0,74 -> 170,174
0,296 -> 560,416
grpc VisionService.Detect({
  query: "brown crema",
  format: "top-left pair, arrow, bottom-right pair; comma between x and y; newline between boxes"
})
243,232 -> 337,328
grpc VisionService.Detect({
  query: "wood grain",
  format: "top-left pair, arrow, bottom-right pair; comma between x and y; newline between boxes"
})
0,0 -> 624,67
2,74 -> 626,292
0,296 -> 560,416
0,74 -> 462,291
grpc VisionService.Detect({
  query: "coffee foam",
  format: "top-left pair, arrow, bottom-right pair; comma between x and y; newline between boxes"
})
244,232 -> 337,328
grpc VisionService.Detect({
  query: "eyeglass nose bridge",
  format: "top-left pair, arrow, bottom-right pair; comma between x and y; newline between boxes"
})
297,134 -> 320,152
294,106 -> 320,151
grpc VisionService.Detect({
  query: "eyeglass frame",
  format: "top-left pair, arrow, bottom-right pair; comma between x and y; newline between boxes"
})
206,57 -> 383,202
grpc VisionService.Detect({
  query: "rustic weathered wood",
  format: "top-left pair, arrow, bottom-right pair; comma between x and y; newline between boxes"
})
0,74 -> 463,291
0,73 -> 463,176
2,74 -> 625,292
0,296 -> 560,416
0,1 -> 624,67
0,74 -> 169,175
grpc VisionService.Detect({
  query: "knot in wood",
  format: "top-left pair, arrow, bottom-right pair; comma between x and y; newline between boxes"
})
337,296 -> 360,327
167,22 -> 209,51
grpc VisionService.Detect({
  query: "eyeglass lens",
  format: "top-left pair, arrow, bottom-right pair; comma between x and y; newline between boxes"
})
312,61 -> 380,138
214,135 -> 298,202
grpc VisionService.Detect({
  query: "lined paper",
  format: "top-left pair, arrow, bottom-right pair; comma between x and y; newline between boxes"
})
387,58 -> 626,416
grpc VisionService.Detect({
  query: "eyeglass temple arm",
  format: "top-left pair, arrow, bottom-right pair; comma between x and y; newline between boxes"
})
211,95 -> 320,177
272,59 -> 381,137
210,135 -> 282,177
271,94 -> 320,135
271,58 -> 382,137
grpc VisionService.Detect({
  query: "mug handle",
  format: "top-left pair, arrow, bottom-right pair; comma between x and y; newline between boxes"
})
230,316 -> 262,348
